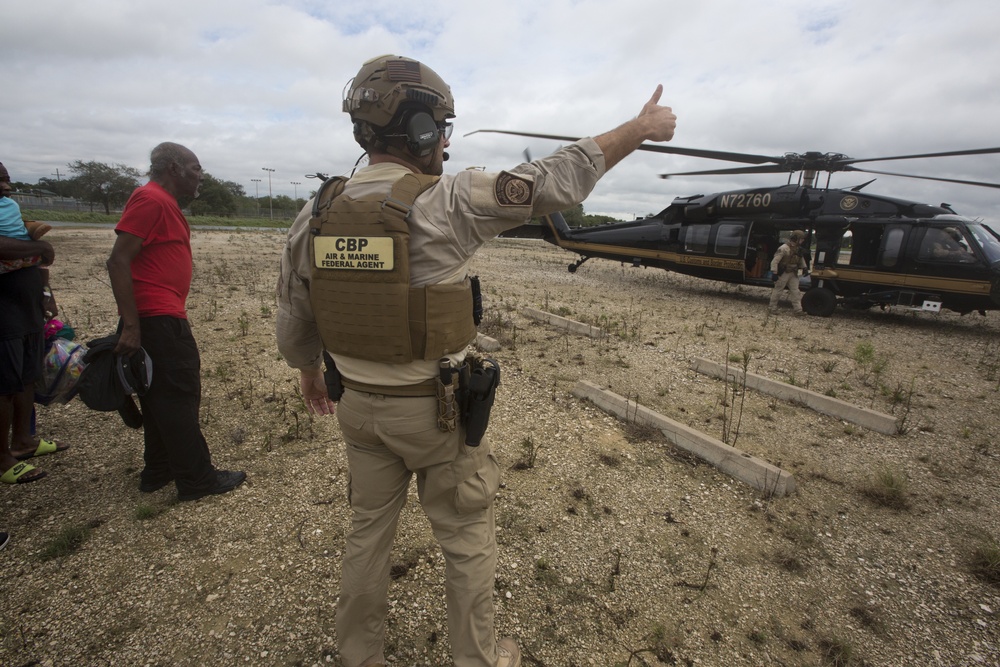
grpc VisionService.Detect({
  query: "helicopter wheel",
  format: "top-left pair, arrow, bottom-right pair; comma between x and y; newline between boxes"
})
801,288 -> 837,317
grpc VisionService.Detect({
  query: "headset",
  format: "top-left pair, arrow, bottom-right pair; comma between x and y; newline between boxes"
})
405,111 -> 440,157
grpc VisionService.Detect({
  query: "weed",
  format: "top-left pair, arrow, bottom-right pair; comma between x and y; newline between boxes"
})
969,537 -> 1000,585
617,623 -> 680,666
238,309 -> 250,336
818,636 -> 856,666
599,452 -> 622,467
134,504 -> 163,521
534,557 -> 560,586
38,520 -> 102,561
512,436 -> 542,470
720,344 -> 751,447
773,545 -> 806,573
849,604 -> 887,636
854,341 -> 890,392
893,379 -> 917,434
860,465 -> 911,510
203,298 -> 219,322
479,308 -> 518,349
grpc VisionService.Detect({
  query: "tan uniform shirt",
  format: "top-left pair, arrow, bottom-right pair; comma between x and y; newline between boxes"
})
770,242 -> 806,275
277,138 -> 606,386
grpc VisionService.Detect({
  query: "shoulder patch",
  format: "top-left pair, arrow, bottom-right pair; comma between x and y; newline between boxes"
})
494,171 -> 534,207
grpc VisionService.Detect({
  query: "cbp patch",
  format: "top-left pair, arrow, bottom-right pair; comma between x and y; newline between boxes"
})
494,172 -> 534,207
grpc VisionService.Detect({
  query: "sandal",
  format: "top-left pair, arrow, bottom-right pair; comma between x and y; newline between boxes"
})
14,438 -> 70,461
1,462 -> 48,484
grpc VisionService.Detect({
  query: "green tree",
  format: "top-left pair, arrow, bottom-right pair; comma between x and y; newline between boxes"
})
562,203 -> 585,226
66,160 -> 143,215
189,173 -> 238,217
35,176 -> 76,198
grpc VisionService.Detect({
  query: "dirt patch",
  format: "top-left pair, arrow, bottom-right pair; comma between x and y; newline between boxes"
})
2,227 -> 999,666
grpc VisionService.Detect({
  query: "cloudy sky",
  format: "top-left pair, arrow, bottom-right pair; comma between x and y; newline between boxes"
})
4,0 -> 1000,223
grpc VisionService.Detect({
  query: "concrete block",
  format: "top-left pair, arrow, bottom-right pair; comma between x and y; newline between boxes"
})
572,380 -> 796,497
690,357 -> 899,435
522,307 -> 605,339
476,332 -> 501,352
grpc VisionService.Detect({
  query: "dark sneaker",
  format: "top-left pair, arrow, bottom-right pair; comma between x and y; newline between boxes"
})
497,637 -> 520,667
177,470 -> 247,502
139,477 -> 174,493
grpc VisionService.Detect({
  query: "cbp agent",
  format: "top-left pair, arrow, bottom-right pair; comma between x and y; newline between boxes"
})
769,229 -> 808,314
276,54 -> 676,667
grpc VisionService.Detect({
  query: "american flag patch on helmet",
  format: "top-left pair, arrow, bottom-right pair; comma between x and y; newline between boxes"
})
387,60 -> 421,82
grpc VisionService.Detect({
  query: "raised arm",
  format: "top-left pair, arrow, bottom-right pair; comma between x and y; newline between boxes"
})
594,85 -> 677,171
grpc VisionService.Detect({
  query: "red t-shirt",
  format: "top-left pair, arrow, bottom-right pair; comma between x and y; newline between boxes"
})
115,182 -> 193,318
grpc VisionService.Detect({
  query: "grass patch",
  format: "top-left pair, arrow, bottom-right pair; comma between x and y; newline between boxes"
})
819,636 -> 856,666
38,519 -> 102,561
134,503 -> 163,521
969,537 -> 1000,586
859,466 -> 910,510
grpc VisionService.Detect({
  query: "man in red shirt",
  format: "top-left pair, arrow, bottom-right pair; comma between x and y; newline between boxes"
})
107,142 -> 246,501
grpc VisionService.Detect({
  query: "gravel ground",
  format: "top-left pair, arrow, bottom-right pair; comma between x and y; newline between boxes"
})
1,227 -> 999,667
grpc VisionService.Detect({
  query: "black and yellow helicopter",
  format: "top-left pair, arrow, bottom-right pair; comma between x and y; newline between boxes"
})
474,130 -> 1000,317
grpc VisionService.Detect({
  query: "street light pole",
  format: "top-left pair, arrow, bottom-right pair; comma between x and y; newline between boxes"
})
262,167 -> 275,219
250,178 -> 261,217
291,181 -> 301,203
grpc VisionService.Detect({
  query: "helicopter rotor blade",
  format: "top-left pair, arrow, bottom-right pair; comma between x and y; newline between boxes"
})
466,129 -> 781,165
842,165 -> 1000,189
846,146 -> 1000,165
467,129 -> 1000,189
659,165 -> 794,179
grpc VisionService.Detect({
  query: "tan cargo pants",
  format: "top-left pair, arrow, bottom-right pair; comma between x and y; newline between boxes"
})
769,271 -> 803,312
334,388 -> 502,667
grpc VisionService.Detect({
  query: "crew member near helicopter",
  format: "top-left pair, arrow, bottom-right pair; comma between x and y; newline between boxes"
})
769,230 -> 808,313
275,55 -> 676,667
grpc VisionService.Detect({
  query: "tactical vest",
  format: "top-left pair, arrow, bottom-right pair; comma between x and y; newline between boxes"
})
308,173 -> 476,364
777,244 -> 800,272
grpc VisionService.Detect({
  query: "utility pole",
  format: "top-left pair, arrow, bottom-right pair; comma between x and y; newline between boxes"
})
262,167 -> 275,219
51,169 -> 61,181
291,181 -> 301,203
251,178 -> 262,217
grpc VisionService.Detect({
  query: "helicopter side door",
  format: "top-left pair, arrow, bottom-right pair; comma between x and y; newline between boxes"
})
826,223 -> 909,303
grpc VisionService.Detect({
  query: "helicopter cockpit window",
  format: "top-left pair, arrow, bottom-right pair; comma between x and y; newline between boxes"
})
684,224 -> 711,254
967,223 -> 1000,264
918,227 -> 977,263
714,223 -> 744,257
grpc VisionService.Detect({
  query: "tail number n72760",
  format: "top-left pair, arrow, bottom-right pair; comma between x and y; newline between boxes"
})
719,192 -> 772,209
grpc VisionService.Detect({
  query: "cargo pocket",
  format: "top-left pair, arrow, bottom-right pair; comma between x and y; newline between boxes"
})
454,450 -> 501,514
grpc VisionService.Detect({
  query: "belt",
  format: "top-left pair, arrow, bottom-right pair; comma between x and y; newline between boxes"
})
342,377 -> 438,397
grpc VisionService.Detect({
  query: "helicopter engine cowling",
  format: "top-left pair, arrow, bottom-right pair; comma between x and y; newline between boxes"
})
677,185 -> 817,221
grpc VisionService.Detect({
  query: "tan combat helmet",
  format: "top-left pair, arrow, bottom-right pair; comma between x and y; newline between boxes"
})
343,55 -> 455,150
789,230 -> 807,242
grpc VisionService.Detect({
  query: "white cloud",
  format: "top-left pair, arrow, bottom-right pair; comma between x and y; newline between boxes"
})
3,0 -> 999,222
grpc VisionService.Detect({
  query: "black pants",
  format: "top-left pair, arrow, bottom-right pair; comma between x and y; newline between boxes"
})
133,316 -> 215,493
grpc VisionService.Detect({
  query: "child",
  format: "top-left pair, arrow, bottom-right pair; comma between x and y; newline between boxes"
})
0,162 -> 50,273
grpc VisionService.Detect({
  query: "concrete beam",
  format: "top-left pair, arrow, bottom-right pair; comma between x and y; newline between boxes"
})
572,380 -> 796,497
522,307 -> 605,339
476,332 -> 500,352
690,357 -> 899,435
